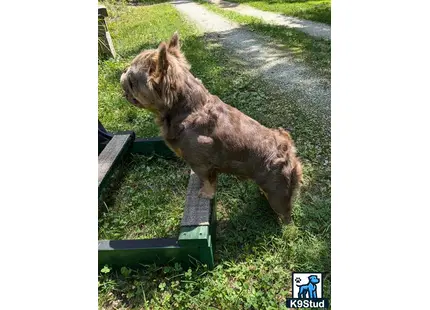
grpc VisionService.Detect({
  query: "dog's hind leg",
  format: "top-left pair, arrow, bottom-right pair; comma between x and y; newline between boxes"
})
298,287 -> 306,299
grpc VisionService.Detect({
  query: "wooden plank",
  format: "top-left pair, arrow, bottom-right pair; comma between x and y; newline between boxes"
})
98,134 -> 133,191
180,170 -> 213,227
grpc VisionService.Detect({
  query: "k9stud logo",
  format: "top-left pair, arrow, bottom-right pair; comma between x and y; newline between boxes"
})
286,272 -> 329,309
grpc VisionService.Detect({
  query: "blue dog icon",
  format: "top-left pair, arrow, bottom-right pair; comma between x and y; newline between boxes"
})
296,275 -> 320,298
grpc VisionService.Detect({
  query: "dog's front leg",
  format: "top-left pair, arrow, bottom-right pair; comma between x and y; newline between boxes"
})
191,167 -> 217,199
200,179 -> 216,199
310,287 -> 317,298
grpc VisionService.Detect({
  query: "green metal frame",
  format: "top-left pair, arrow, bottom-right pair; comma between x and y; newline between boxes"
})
98,133 -> 216,270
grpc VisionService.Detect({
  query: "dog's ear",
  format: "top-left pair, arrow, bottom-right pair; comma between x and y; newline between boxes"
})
156,42 -> 169,77
167,31 -> 190,69
168,31 -> 180,51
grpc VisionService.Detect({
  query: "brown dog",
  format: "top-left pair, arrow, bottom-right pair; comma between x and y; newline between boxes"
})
120,32 -> 302,223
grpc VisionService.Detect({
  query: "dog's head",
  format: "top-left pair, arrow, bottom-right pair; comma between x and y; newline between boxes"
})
308,275 -> 320,284
120,32 -> 191,114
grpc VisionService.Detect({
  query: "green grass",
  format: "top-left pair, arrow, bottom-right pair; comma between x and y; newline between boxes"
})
98,2 -> 330,309
200,1 -> 331,80
225,0 -> 331,24
99,156 -> 189,239
98,2 -> 201,137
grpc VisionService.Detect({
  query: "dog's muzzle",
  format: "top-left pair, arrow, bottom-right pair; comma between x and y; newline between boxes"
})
120,68 -> 138,106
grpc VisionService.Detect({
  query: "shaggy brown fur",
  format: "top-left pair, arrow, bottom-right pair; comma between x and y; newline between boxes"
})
120,32 -> 303,223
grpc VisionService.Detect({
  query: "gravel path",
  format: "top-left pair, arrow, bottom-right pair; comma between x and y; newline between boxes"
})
205,0 -> 330,40
172,0 -> 330,119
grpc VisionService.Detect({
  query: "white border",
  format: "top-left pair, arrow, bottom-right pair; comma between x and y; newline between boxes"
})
332,0 -> 430,308
0,1 -> 96,308
1,0 -> 430,309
